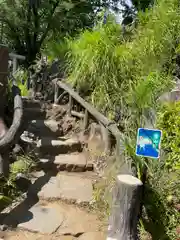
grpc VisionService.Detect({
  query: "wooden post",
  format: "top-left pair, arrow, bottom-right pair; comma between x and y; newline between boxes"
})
100,123 -> 111,153
12,57 -> 17,74
107,174 -> 143,240
68,95 -> 73,116
83,109 -> 89,131
56,91 -> 66,104
54,82 -> 58,104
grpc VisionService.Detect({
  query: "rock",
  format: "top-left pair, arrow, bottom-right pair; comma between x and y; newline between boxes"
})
46,105 -> 66,121
78,232 -> 106,240
28,173 -> 93,204
61,116 -> 76,135
159,90 -> 180,103
0,224 -> 8,231
36,138 -> 82,155
174,203 -> 180,212
30,171 -> 45,180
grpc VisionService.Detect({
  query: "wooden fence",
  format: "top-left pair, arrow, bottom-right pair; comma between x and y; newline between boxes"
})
53,78 -> 143,240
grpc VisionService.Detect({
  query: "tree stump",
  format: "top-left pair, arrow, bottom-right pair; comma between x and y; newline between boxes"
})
107,174 -> 143,240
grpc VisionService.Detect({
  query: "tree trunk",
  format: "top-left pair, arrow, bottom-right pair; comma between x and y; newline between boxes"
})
107,174 -> 143,240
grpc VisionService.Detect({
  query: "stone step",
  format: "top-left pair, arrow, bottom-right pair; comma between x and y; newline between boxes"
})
39,152 -> 93,172
27,119 -> 62,138
28,173 -> 93,204
24,108 -> 47,120
36,137 -> 83,155
22,98 -> 43,109
3,201 -> 104,237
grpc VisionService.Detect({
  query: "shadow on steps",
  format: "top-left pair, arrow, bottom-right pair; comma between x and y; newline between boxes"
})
0,156 -> 57,228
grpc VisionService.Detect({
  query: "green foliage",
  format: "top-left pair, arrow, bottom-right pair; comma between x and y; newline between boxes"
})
157,102 -> 180,171
14,69 -> 29,96
0,154 -> 36,211
7,68 -> 29,103
65,0 -> 179,119
131,0 -> 154,11
126,72 -> 173,137
66,17 -> 124,111
10,155 -> 36,177
0,0 -> 119,66
143,160 -> 180,239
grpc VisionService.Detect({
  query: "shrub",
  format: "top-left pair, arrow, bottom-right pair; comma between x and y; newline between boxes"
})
65,0 -> 180,117
8,68 -> 29,98
143,159 -> 180,239
157,101 -> 180,171
13,69 -> 29,96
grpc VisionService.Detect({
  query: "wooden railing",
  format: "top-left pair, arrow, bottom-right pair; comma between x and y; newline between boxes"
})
53,79 -> 124,156
52,78 -> 143,240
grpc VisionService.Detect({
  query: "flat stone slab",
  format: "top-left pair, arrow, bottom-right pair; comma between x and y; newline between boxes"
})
18,205 -> 64,234
55,153 -> 87,166
40,153 -> 93,172
4,204 -> 64,234
3,202 -> 103,239
29,173 -> 93,203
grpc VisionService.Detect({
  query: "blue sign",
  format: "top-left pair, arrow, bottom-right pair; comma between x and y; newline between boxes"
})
136,128 -> 162,159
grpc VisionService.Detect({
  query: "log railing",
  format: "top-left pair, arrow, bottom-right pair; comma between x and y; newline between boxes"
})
53,78 -> 143,240
0,85 -> 23,177
53,79 -> 125,155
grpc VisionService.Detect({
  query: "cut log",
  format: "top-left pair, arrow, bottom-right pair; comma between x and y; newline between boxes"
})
0,86 -> 23,150
71,110 -> 85,118
107,174 -> 143,240
100,123 -> 111,153
0,85 -> 23,176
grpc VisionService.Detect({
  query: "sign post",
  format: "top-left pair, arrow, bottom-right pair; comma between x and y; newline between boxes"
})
136,128 -> 162,159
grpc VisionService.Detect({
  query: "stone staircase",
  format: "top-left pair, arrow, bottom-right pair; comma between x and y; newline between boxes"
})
0,99 -> 106,240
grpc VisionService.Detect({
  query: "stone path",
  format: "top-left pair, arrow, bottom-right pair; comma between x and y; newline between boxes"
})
2,231 -> 106,240
0,101 -> 106,240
